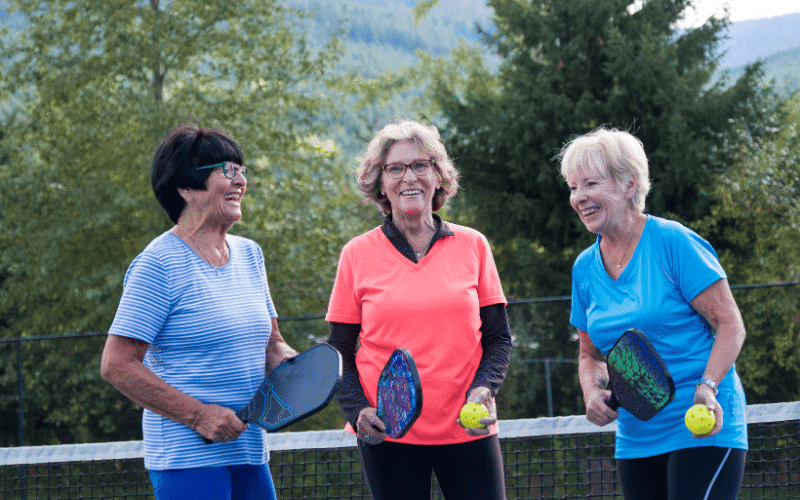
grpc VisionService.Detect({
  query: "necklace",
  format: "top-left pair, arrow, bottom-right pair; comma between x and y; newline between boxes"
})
615,239 -> 634,268
190,235 -> 224,275
608,218 -> 643,269
176,225 -> 226,276
398,217 -> 437,260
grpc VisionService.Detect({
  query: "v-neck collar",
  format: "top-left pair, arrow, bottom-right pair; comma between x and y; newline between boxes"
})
596,215 -> 650,282
380,213 -> 454,266
381,214 -> 454,263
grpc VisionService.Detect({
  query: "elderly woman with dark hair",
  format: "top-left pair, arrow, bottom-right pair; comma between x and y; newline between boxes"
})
101,122 -> 297,500
326,119 -> 512,500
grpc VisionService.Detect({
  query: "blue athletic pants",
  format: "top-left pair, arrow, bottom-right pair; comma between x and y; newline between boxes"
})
148,464 -> 277,500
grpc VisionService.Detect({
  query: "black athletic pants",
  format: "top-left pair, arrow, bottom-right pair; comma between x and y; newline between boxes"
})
357,434 -> 506,500
617,446 -> 747,500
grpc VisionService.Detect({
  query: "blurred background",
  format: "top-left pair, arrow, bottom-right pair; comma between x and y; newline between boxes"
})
1,0 -> 799,447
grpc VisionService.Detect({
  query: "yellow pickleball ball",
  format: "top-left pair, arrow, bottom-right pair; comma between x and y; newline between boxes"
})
460,402 -> 489,428
685,404 -> 715,434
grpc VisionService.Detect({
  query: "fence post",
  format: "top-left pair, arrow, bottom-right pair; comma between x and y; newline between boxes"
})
17,338 -> 28,500
17,338 -> 24,446
545,358 -> 553,417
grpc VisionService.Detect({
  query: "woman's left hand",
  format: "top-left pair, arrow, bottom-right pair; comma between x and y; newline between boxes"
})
458,386 -> 497,437
266,341 -> 299,371
266,319 -> 300,371
692,383 -> 724,438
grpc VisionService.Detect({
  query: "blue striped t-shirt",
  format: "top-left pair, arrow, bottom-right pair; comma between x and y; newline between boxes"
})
109,232 -> 277,470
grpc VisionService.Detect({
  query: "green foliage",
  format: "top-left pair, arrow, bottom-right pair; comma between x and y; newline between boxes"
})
1,0 -> 798,447
695,94 -> 800,404
426,0 -> 775,293
290,0 -> 499,162
0,0 -> 369,444
720,46 -> 800,96
420,0 -> 800,412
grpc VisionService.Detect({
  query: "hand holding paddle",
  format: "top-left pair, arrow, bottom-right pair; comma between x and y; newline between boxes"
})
357,348 -> 422,445
202,343 -> 342,443
195,404 -> 249,444
376,348 -> 422,439
604,328 -> 675,421
356,407 -> 387,445
356,349 -> 422,445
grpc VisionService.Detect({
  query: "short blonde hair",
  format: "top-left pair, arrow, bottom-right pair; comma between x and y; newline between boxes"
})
357,120 -> 459,216
557,127 -> 651,213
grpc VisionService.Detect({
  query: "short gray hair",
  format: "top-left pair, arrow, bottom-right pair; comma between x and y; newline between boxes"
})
557,127 -> 651,213
356,120 -> 459,216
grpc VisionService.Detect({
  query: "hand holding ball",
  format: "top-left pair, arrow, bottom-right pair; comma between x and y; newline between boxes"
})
460,402 -> 489,429
685,404 -> 715,435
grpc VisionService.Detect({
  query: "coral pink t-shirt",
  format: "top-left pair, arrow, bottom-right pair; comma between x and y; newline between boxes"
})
326,224 -> 506,444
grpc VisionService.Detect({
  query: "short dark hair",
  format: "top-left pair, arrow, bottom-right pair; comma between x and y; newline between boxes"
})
151,122 -> 244,223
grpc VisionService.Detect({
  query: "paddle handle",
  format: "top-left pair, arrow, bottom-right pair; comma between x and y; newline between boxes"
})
606,391 -> 620,411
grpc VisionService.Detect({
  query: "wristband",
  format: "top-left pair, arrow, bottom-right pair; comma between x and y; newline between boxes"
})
697,378 -> 718,395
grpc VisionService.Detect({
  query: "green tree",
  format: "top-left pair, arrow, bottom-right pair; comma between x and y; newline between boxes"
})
696,94 -> 800,404
424,0 -> 773,294
0,0 -> 368,444
412,0 -> 786,417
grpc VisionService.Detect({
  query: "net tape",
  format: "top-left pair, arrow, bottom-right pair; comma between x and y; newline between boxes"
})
2,401 -> 797,465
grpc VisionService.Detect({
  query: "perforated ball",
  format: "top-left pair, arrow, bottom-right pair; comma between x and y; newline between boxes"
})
685,404 -> 715,434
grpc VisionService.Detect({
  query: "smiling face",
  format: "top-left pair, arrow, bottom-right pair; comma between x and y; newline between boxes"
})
566,162 -> 635,237
194,165 -> 248,225
381,140 -> 440,219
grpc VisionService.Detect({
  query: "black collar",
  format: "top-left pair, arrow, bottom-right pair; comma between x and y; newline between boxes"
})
381,214 -> 455,263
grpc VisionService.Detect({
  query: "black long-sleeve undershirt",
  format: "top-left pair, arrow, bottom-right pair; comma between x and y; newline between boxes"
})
326,215 -> 512,430
327,303 -> 512,430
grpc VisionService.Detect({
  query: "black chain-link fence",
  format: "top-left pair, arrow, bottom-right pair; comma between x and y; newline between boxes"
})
2,282 -> 798,447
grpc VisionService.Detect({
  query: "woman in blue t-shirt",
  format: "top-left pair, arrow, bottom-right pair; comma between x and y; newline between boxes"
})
557,127 -> 748,500
101,122 -> 298,500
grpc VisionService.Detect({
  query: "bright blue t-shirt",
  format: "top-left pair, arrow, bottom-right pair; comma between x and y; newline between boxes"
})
571,215 -> 747,458
109,232 -> 277,470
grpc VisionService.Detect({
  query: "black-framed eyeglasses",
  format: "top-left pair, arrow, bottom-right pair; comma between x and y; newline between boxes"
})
197,161 -> 248,179
382,159 -> 434,179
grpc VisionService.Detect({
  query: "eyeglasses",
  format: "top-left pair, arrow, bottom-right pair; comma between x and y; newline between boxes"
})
197,162 -> 248,179
382,159 -> 434,179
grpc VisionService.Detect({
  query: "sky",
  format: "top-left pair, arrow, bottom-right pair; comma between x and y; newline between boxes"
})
677,0 -> 800,27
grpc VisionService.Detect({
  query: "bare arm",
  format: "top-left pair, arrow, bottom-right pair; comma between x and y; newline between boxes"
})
577,329 -> 619,426
100,334 -> 246,442
265,318 -> 299,372
688,278 -> 746,437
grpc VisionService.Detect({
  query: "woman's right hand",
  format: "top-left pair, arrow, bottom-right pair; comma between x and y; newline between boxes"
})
194,404 -> 249,443
585,389 -> 619,426
356,407 -> 387,445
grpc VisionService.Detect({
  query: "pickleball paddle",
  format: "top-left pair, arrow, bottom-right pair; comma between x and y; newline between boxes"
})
376,348 -> 422,439
605,328 -> 675,421
204,343 -> 342,443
